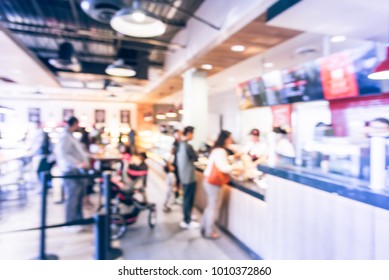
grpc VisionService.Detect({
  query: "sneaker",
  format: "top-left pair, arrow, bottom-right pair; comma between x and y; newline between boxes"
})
163,206 -> 172,213
180,221 -> 189,229
188,221 -> 200,229
174,197 -> 183,205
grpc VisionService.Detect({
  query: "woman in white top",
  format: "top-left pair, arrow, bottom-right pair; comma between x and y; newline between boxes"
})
201,130 -> 236,239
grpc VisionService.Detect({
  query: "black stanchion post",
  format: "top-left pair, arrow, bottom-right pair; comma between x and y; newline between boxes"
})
102,172 -> 122,260
34,171 -> 58,260
94,214 -> 107,260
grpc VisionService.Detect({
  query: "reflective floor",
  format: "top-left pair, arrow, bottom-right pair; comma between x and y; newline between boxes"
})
0,167 -> 252,260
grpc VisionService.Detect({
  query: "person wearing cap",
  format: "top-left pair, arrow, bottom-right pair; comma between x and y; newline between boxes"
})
243,128 -> 268,164
54,116 -> 90,233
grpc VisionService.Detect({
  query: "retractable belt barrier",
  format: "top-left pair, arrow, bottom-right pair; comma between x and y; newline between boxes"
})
0,171 -> 123,260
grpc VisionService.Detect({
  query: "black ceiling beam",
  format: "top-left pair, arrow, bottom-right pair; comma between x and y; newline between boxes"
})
1,20 -> 185,49
9,27 -> 170,53
30,47 -> 163,67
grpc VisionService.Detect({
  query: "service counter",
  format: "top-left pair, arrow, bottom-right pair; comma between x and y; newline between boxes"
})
147,152 -> 389,259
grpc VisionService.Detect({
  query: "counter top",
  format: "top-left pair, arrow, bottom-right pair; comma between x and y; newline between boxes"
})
258,164 -> 389,211
195,165 -> 266,201
146,149 -> 267,201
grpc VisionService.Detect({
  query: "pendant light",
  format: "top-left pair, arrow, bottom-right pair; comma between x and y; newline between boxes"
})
166,109 -> 177,118
156,112 -> 166,120
110,0 -> 166,38
368,46 -> 389,80
48,42 -> 81,72
143,112 -> 153,122
105,59 -> 136,77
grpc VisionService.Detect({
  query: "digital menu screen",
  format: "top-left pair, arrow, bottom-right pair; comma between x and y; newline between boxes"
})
279,61 -> 324,103
262,71 -> 283,106
280,66 -> 307,103
350,45 -> 382,96
319,51 -> 359,100
237,82 -> 255,110
247,77 -> 266,107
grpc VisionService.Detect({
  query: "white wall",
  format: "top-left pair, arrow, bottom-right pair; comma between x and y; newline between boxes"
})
208,89 -> 241,142
1,98 -> 137,139
208,88 -> 273,144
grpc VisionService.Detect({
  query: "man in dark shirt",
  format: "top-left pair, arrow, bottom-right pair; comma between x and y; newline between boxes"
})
176,126 -> 199,229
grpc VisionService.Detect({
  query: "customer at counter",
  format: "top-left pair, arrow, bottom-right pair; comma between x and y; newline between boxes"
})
176,126 -> 200,229
54,116 -> 89,233
201,130 -> 237,239
243,128 -> 268,164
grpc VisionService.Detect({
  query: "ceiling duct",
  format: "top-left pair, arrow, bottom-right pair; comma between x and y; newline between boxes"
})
80,0 -> 124,24
48,42 -> 81,72
266,0 -> 302,22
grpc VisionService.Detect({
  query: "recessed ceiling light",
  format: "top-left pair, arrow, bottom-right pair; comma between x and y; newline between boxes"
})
201,64 -> 213,70
228,77 -> 236,82
263,62 -> 274,68
330,35 -> 346,43
231,45 -> 245,52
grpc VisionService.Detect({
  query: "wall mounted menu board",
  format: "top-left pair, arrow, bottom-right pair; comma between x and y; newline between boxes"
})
262,71 -> 283,106
280,61 -> 324,103
319,52 -> 359,100
319,45 -> 381,100
236,44 -> 383,110
350,45 -> 381,96
237,81 -> 255,110
247,77 -> 266,107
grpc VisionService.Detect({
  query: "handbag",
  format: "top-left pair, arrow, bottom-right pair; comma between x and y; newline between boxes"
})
207,163 -> 230,186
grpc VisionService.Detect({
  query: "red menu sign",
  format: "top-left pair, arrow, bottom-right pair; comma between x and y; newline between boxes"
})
320,52 -> 359,100
271,104 -> 292,128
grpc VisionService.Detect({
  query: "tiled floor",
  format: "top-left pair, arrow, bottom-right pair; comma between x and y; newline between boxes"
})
0,168 -> 252,260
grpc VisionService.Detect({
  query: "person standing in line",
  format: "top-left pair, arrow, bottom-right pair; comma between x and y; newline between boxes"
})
54,116 -> 89,233
171,129 -> 182,204
176,126 -> 200,229
201,130 -> 237,239
163,161 -> 177,212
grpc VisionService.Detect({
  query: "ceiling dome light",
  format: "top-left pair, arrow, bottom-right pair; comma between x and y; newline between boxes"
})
132,11 -> 146,22
263,62 -> 274,68
368,46 -> 389,80
231,45 -> 245,52
105,59 -> 136,77
110,7 -> 166,38
201,64 -> 213,70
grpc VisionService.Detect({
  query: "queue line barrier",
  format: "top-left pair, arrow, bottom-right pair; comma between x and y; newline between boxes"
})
0,171 -> 123,260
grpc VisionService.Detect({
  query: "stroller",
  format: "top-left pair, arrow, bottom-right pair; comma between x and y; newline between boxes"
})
110,153 -> 156,240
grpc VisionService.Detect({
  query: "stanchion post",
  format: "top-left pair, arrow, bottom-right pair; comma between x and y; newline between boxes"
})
94,214 -> 107,260
102,172 -> 123,260
34,171 -> 58,260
